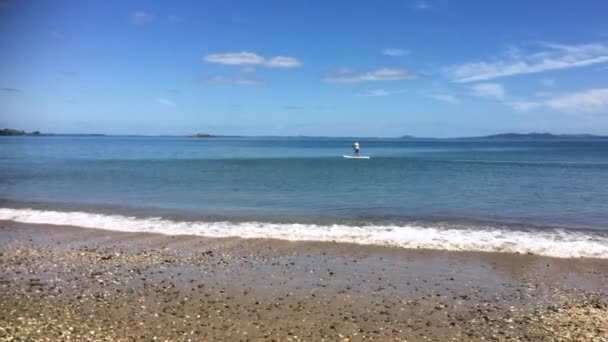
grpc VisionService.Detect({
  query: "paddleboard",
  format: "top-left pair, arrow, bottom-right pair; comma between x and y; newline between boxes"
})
343,155 -> 370,159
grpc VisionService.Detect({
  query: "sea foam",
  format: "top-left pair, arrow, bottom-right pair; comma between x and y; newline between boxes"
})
1,207 -> 607,259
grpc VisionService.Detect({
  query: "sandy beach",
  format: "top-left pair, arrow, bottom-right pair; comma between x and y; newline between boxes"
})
1,220 -> 607,341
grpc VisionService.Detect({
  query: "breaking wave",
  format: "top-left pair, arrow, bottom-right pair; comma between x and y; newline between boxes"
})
1,207 -> 607,259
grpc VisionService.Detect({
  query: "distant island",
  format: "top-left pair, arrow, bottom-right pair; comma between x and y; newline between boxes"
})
188,133 -> 216,138
474,132 -> 607,140
2,128 -> 605,140
0,128 -> 42,136
400,132 -> 608,140
58,134 -> 107,137
0,129 -> 108,137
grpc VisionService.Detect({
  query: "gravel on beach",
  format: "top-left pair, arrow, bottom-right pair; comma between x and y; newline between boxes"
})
1,221 -> 607,341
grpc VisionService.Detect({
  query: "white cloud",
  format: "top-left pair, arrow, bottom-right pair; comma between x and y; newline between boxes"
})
240,66 -> 256,73
203,52 -> 302,68
511,88 -> 608,113
429,94 -> 460,104
234,78 -> 266,86
265,56 -> 302,68
131,11 -> 154,25
363,69 -> 417,81
445,42 -> 608,83
361,89 -> 402,96
383,49 -> 410,57
470,83 -> 505,100
323,68 -> 419,83
546,88 -> 608,112
204,52 -> 265,65
156,98 -> 174,106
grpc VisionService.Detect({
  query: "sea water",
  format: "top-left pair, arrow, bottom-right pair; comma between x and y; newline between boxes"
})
1,136 -> 607,258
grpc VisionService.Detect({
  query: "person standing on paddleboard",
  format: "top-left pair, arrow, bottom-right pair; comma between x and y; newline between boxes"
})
352,141 -> 360,157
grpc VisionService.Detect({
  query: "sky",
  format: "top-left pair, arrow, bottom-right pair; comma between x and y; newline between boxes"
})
1,0 -> 608,137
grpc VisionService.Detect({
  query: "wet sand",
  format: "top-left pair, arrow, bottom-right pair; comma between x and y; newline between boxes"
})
1,220 -> 607,341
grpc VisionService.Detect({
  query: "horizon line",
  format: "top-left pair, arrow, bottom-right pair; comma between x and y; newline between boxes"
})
3,131 -> 608,139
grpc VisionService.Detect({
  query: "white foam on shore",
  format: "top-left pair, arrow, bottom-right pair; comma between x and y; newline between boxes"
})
1,208 -> 607,259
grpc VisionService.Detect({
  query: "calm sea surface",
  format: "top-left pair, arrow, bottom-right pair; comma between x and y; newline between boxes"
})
2,136 -> 607,230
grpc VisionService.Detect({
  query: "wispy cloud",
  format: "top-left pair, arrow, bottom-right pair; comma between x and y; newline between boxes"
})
533,91 -> 554,98
234,77 -> 267,86
50,30 -> 65,40
511,88 -> 608,113
1,87 -> 19,93
240,66 -> 256,73
540,78 -> 557,87
197,75 -> 266,86
156,98 -> 174,106
323,68 -> 419,83
131,11 -> 154,25
360,89 -> 402,96
265,56 -> 302,68
203,52 -> 302,68
382,48 -> 410,57
470,83 -> 505,100
429,94 -> 460,104
510,101 -> 541,112
415,1 -> 431,10
167,15 -> 181,22
205,52 -> 264,65
445,42 -> 608,82
545,88 -> 608,112
199,75 -> 229,84
61,71 -> 78,77
281,105 -> 304,110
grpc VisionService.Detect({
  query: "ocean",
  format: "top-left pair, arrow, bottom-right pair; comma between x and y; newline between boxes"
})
1,136 -> 608,258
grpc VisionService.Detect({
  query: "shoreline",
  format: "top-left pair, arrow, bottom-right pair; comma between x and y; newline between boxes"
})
1,221 -> 607,341
2,207 -> 608,259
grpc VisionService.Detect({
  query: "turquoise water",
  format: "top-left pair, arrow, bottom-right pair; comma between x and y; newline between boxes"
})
1,136 -> 608,229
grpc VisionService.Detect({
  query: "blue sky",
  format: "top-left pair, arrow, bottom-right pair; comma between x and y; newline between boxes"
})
1,0 -> 608,137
